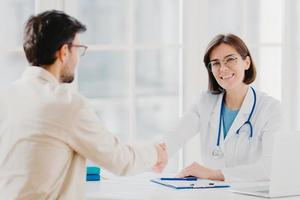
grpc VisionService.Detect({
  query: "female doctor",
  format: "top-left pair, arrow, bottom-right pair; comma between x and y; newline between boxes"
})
166,34 -> 282,182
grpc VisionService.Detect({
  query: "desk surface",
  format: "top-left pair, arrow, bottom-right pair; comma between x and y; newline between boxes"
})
85,173 -> 300,200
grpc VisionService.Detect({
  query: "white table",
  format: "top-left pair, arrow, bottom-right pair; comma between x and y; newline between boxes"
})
85,173 -> 300,200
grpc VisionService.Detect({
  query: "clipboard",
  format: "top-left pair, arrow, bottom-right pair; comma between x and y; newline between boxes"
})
150,178 -> 230,190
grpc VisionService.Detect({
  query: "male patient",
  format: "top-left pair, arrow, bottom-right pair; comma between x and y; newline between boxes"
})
0,10 -> 167,199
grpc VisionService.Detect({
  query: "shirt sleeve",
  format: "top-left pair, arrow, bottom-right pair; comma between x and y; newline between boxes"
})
163,94 -> 203,157
221,100 -> 282,182
67,97 -> 157,176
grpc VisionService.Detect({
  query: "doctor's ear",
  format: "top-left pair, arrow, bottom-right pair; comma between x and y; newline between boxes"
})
56,44 -> 70,63
244,56 -> 251,70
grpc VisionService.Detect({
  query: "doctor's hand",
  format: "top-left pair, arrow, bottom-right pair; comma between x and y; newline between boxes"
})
152,143 -> 168,173
176,162 -> 225,181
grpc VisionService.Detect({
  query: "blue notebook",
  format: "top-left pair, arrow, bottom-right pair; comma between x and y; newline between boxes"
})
86,166 -> 101,181
86,166 -> 100,175
86,174 -> 100,181
151,178 -> 230,190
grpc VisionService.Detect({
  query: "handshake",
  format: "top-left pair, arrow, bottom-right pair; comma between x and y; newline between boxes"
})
152,143 -> 168,173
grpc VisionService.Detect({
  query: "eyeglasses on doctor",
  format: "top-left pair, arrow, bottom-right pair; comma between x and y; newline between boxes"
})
207,55 -> 238,72
67,43 -> 88,57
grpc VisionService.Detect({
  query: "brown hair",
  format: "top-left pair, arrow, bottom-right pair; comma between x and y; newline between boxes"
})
23,10 -> 86,67
203,34 -> 256,94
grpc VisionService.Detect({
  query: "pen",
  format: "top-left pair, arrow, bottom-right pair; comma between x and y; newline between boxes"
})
160,176 -> 197,181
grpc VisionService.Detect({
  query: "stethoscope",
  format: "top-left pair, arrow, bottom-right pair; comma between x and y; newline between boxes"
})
212,87 -> 256,159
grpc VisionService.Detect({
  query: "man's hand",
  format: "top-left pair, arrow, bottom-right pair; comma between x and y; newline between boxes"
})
152,143 -> 168,173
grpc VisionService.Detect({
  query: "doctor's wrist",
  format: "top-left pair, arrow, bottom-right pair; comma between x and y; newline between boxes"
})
214,170 -> 225,181
209,169 -> 225,181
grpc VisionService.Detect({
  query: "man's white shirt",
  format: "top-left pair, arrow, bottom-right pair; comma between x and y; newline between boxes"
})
0,66 -> 157,200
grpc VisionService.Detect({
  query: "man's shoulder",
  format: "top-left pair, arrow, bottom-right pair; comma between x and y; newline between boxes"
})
51,85 -> 88,108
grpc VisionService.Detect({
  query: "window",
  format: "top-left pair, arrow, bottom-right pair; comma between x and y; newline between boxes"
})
258,0 -> 282,100
66,0 -> 182,171
0,0 -> 35,89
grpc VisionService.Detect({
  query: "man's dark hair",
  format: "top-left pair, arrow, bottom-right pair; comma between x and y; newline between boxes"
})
23,10 -> 86,67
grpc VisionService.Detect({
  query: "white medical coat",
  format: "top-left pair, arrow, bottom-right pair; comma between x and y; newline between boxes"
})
166,88 -> 282,182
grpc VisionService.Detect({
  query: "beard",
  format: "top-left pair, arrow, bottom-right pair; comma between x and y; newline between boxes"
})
60,68 -> 74,83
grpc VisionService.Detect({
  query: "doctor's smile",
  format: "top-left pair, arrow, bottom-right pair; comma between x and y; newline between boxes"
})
220,74 -> 235,80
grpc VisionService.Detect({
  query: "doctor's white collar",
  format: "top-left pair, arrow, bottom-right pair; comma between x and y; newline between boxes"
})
212,87 -> 255,116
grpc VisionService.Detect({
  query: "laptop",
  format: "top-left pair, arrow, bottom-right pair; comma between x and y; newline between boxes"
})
231,132 -> 300,198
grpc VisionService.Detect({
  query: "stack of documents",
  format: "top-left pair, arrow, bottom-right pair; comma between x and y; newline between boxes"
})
86,166 -> 101,181
151,177 -> 230,190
